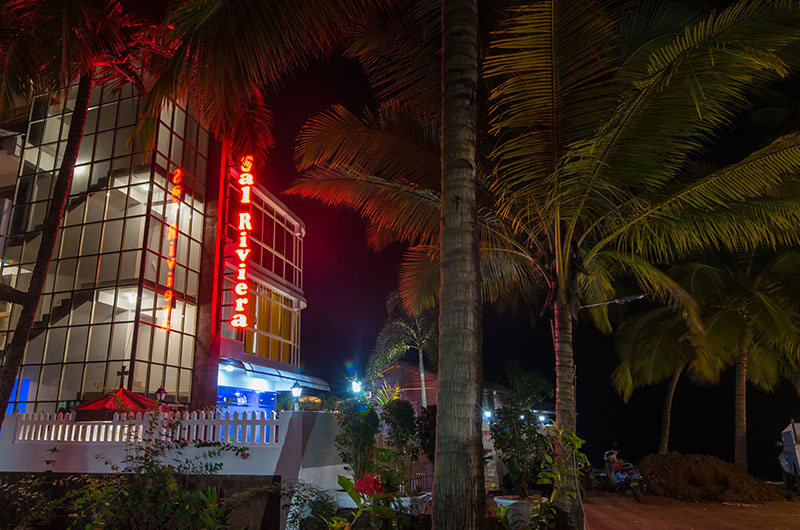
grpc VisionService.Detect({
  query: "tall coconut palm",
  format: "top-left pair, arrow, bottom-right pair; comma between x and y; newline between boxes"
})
438,0 -> 485,527
0,0 -> 167,427
614,256 -> 800,468
367,292 -> 437,408
293,2 -> 800,526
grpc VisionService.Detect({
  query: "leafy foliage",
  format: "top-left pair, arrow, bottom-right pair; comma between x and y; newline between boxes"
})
335,398 -> 381,481
536,425 -> 590,504
490,403 -> 547,498
416,404 -> 437,464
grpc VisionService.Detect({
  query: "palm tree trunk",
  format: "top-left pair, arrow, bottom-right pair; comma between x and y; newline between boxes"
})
434,1 -> 484,529
418,348 -> 428,408
734,346 -> 748,472
552,298 -> 583,529
0,74 -> 93,426
659,363 -> 684,455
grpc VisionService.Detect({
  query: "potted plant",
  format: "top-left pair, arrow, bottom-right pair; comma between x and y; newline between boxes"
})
334,398 -> 380,507
490,402 -> 547,528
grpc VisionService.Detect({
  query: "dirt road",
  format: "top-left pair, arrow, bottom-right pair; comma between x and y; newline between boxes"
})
584,490 -> 800,530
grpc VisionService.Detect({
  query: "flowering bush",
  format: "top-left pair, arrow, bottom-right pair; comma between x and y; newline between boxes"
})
354,474 -> 384,496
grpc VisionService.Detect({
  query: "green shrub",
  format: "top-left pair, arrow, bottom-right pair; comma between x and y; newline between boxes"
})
490,403 -> 546,498
335,398 -> 380,481
416,404 -> 436,464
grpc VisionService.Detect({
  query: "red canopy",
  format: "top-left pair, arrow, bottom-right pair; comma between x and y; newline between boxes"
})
73,388 -> 157,414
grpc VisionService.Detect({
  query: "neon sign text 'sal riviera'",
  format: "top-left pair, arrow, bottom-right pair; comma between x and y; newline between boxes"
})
160,168 -> 183,331
230,155 -> 254,328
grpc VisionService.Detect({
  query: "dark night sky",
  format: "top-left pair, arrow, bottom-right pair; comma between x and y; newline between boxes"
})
263,57 -> 800,480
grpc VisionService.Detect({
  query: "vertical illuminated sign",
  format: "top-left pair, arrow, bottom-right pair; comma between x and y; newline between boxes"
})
160,168 -> 184,331
230,155 -> 254,328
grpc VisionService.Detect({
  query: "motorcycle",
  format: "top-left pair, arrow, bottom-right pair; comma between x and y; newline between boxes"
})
590,452 -> 645,502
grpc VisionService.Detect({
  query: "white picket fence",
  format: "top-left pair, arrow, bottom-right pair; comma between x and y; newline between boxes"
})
13,410 -> 281,446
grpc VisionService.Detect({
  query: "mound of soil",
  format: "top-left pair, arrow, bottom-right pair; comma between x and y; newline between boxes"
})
637,453 -> 784,503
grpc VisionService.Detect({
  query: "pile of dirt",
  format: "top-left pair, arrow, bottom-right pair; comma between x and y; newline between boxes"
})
637,453 -> 784,503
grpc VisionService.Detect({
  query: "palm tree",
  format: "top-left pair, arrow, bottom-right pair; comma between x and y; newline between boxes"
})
293,2 -> 800,525
613,307 -> 724,455
0,0 -> 166,427
367,292 -> 437,408
437,0 -> 485,527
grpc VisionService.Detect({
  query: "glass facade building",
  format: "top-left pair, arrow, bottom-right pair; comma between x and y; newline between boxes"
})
0,83 -> 324,414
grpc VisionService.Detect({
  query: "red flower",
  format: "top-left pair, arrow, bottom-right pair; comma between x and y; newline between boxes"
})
354,475 -> 383,496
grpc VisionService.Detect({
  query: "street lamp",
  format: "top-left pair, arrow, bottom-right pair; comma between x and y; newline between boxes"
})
483,409 -> 492,420
291,382 -> 302,411
155,386 -> 167,404
351,378 -> 362,395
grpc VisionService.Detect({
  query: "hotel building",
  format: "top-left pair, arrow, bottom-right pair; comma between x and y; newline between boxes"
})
0,82 -> 327,415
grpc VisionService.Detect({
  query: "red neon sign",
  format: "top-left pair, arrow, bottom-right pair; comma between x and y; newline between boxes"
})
230,155 -> 254,328
160,167 -> 184,331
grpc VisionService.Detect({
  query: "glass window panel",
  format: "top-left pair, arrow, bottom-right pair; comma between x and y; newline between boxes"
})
164,366 -> 178,397
198,128 -> 209,155
170,136 -> 183,166
150,185 -> 165,218
178,204 -> 191,235
135,324 -> 152,361
56,226 -> 80,258
186,271 -> 198,299
106,188 -> 127,219
143,250 -> 158,283
127,183 -> 149,215
114,126 -> 134,158
173,108 -> 186,138
95,131 -> 113,160
15,175 -> 34,203
9,205 -> 27,234
58,114 -> 72,141
84,107 -> 98,135
101,219 -> 123,253
75,255 -> 98,289
47,292 -> 69,327
172,299 -> 185,333
33,173 -> 52,201
117,98 -> 136,127
92,289 -> 116,324
60,363 -> 83,402
157,124 -> 170,155
65,326 -> 89,363
23,331 -> 46,364
148,364 -> 164,394
189,240 -> 201,271
21,232 -> 41,263
183,145 -> 196,175
43,117 -> 62,144
71,290 -> 93,325
119,250 -> 141,282
27,120 -> 44,145
114,287 -> 138,321
18,366 -> 40,406
151,327 -> 166,364
110,156 -> 131,186
122,216 -> 145,250
82,362 -> 106,395
196,155 -> 206,183
33,294 -> 52,327
37,143 -> 56,171
38,364 -> 62,402
176,233 -> 189,265
106,361 -> 128,389
76,134 -> 94,166
185,119 -> 197,147
167,331 -> 181,366
131,361 -> 147,394
178,369 -> 191,403
23,146 -> 39,173
98,103 -> 117,131
257,334 -> 268,359
183,303 -> 196,336
26,201 -> 46,231
54,258 -> 77,292
109,323 -> 134,360
97,253 -> 119,285
80,223 -> 102,255
44,328 -> 67,364
3,236 -> 22,264
87,324 -> 111,362
130,164 -> 150,186
85,191 -> 106,223
139,288 -> 155,323
65,195 -> 86,225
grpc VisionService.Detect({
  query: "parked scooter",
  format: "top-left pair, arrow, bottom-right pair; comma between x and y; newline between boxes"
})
591,443 -> 644,502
